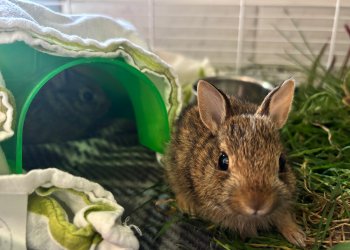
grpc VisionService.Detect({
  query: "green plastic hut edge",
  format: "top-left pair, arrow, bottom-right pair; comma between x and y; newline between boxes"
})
0,42 -> 170,174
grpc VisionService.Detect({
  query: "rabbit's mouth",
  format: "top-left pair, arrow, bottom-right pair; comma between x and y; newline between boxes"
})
218,212 -> 275,239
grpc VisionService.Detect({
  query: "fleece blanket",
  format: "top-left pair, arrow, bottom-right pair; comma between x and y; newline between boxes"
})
0,0 -> 182,124
0,72 -> 15,174
0,168 -> 140,250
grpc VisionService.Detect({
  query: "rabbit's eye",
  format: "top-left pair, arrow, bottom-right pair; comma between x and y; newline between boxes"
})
218,152 -> 229,171
279,154 -> 286,173
80,89 -> 95,103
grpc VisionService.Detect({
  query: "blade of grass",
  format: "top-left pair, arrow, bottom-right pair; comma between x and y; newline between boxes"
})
213,238 -> 234,250
331,243 -> 350,250
308,42 -> 328,85
154,214 -> 183,240
283,7 -> 316,59
340,194 -> 350,219
275,27 -> 314,63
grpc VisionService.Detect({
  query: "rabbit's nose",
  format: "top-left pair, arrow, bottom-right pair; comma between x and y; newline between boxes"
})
242,193 -> 274,216
247,199 -> 267,216
249,198 -> 264,213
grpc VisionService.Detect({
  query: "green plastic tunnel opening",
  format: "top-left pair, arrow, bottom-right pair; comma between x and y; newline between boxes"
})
2,58 -> 170,174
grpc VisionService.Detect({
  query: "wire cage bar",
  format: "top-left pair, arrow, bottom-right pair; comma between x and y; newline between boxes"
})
32,0 -> 350,75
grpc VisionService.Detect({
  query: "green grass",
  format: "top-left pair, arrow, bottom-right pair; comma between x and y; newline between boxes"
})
278,47 -> 350,249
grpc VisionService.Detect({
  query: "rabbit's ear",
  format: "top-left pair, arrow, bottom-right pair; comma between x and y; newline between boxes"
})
197,80 -> 229,132
256,78 -> 295,129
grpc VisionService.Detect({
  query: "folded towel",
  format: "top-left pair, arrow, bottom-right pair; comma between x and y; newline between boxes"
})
0,168 -> 140,250
0,71 -> 15,142
0,0 -> 182,125
0,71 -> 15,174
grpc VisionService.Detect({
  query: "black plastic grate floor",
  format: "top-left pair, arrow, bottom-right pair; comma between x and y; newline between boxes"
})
22,119 -> 218,250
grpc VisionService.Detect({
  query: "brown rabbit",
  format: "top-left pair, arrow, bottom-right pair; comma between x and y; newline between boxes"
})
164,79 -> 305,247
23,66 -> 111,144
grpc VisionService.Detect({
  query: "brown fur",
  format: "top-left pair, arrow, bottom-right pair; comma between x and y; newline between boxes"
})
164,81 -> 305,247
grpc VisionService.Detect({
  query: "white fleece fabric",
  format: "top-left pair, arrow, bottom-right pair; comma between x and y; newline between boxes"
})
0,0 -> 182,124
0,168 -> 140,250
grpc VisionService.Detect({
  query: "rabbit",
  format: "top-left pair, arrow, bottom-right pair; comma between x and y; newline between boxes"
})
23,66 -> 111,144
164,79 -> 306,247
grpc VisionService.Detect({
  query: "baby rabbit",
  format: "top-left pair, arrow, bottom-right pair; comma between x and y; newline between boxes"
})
23,66 -> 111,144
164,79 -> 305,247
